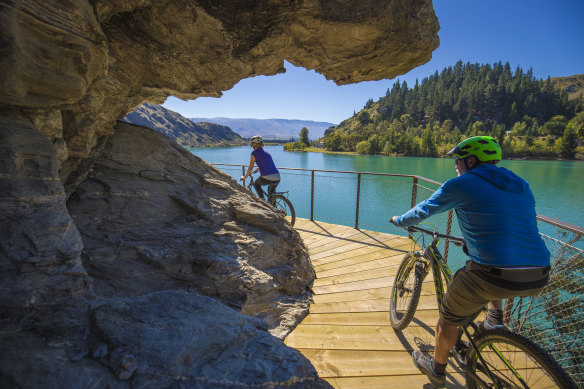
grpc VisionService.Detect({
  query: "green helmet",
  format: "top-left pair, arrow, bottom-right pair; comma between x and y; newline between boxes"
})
447,136 -> 502,162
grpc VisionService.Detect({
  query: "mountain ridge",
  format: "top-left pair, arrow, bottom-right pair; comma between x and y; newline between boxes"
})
189,117 -> 336,140
124,104 -> 244,147
551,73 -> 584,100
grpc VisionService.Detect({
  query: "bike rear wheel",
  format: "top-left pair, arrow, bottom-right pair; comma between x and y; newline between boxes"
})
466,328 -> 577,389
271,194 -> 296,226
389,253 -> 424,331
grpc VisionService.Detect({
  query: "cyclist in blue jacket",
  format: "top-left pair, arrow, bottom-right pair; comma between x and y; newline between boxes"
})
391,136 -> 550,388
240,135 -> 281,200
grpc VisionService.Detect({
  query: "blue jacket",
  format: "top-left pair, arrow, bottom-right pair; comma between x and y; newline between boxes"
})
393,164 -> 550,268
252,147 -> 279,177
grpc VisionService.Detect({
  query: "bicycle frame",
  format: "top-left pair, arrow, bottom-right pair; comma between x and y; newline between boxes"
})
406,226 -> 503,388
245,170 -> 288,200
391,224 -> 575,388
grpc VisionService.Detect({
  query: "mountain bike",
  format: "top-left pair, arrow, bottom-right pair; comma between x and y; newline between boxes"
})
245,169 -> 296,226
389,224 -> 576,388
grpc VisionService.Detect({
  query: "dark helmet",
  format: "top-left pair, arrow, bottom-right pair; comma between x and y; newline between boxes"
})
447,136 -> 502,162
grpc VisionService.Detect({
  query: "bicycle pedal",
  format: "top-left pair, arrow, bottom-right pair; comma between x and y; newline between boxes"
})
451,340 -> 469,365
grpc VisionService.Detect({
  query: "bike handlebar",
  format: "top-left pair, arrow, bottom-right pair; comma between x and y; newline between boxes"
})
392,222 -> 465,245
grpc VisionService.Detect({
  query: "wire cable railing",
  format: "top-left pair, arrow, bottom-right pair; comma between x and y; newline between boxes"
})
213,163 -> 584,385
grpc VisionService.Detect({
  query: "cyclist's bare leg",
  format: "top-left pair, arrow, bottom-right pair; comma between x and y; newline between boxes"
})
434,300 -> 502,364
434,317 -> 459,365
488,300 -> 502,310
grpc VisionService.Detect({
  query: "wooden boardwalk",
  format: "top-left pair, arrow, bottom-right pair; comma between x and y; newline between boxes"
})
285,219 -> 468,388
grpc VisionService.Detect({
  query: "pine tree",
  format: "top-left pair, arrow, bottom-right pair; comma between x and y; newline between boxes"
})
560,126 -> 578,159
299,127 -> 310,147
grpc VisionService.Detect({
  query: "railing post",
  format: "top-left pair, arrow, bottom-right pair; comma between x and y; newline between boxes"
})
310,170 -> 315,221
410,176 -> 418,208
409,177 -> 418,239
355,173 -> 361,229
242,165 -> 246,187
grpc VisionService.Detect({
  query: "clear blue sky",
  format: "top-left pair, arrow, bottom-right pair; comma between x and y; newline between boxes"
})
163,0 -> 584,124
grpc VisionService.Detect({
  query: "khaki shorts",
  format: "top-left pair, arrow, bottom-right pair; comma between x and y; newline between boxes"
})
440,261 -> 550,326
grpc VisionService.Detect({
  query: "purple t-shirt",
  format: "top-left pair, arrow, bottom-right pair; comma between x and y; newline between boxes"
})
252,147 -> 279,177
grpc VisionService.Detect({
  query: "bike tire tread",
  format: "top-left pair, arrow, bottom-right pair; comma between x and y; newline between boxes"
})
465,328 -> 577,389
389,253 -> 424,331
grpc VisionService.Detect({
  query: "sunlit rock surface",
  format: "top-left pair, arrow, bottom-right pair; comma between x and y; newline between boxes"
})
0,0 -> 438,386
68,121 -> 314,338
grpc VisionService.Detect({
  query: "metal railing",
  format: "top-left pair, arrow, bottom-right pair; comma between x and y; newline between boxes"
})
213,163 -> 584,385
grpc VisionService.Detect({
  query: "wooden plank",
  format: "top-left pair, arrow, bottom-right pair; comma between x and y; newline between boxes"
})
324,373 -> 468,389
285,323 -> 438,351
294,219 -> 340,234
292,218 -> 315,229
309,229 -> 400,251
310,235 -> 402,259
298,311 -> 440,327
310,299 -> 391,314
312,287 -> 390,304
313,284 -> 441,305
312,276 -> 394,295
314,250 -> 405,273
314,266 -> 397,287
308,297 -> 441,314
300,225 -> 355,243
311,240 -> 409,264
295,349 -> 421,377
308,233 -> 395,256
304,232 -> 367,252
315,253 -> 404,278
302,225 -> 363,243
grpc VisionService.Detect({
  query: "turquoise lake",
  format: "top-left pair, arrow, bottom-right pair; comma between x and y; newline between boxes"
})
190,146 -> 583,234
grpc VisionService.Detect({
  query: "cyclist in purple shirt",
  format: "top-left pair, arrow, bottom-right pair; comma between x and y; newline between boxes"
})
240,135 -> 281,200
390,136 -> 550,388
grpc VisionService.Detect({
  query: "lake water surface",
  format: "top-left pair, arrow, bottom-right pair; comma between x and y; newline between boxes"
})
190,146 -> 583,231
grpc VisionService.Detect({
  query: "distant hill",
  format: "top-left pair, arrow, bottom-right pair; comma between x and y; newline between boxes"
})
123,104 -> 244,147
188,117 -> 336,140
552,74 -> 584,100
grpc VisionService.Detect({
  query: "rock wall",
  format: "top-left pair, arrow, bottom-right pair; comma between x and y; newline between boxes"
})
0,0 -> 438,386
68,121 -> 314,337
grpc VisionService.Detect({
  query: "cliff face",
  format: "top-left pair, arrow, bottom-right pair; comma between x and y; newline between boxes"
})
0,0 -> 439,386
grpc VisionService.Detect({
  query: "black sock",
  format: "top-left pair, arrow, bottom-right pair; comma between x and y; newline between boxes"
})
432,359 -> 447,375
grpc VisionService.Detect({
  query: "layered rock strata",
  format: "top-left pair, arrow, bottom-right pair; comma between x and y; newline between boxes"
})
0,0 -> 439,386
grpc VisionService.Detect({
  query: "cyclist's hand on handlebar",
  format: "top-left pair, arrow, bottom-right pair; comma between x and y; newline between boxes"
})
240,175 -> 245,181
389,216 -> 398,226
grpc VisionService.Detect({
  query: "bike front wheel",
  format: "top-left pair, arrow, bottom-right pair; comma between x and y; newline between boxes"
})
389,252 -> 424,331
466,328 -> 577,389
271,195 -> 296,226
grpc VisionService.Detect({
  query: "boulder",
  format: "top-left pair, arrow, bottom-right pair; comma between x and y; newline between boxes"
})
0,291 -> 331,388
67,121 -> 314,338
